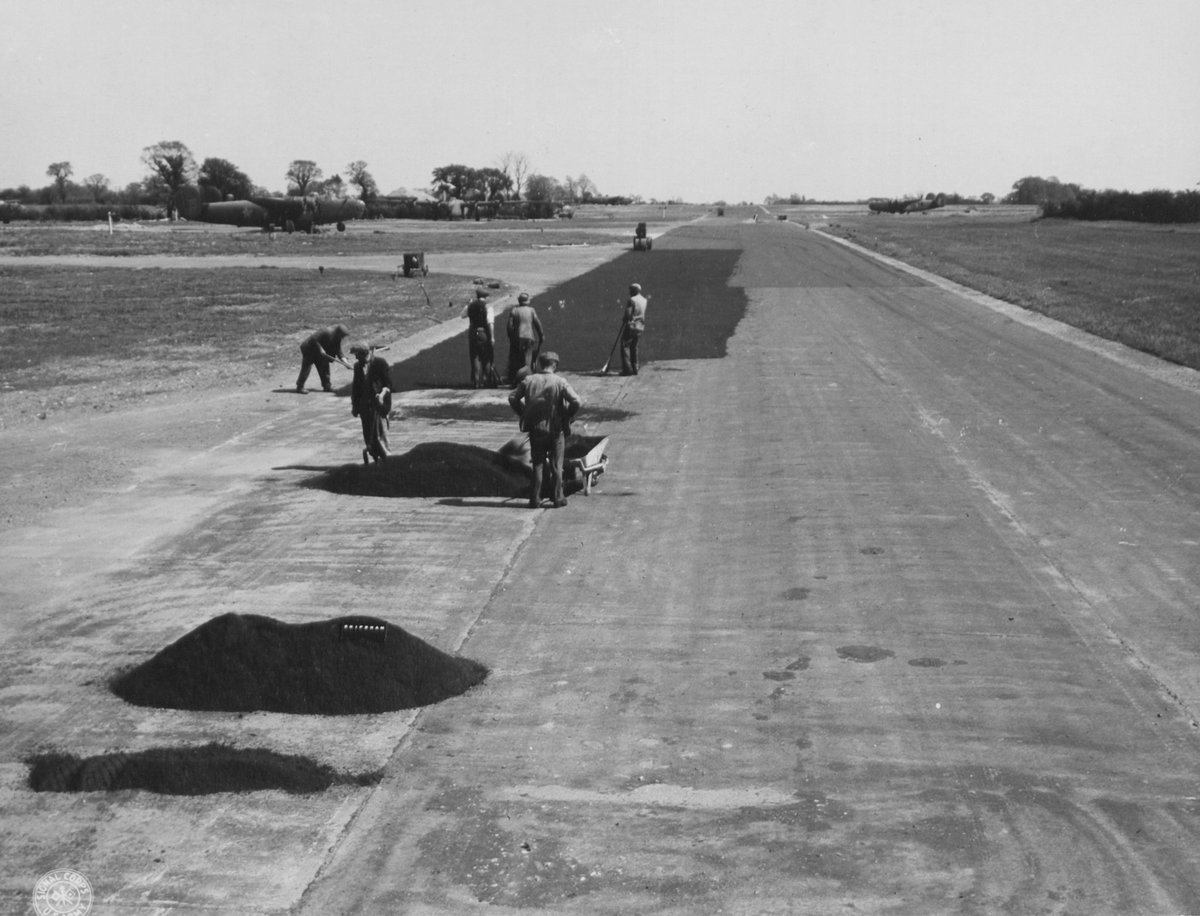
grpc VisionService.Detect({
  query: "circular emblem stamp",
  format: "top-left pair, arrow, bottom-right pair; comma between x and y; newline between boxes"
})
32,868 -> 93,916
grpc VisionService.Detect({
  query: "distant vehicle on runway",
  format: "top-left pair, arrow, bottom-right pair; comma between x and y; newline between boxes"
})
633,221 -> 652,251
868,193 -> 946,214
185,194 -> 366,233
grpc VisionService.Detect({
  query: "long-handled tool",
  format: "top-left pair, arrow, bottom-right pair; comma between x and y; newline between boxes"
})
419,282 -> 432,307
322,349 -> 353,370
600,319 -> 626,374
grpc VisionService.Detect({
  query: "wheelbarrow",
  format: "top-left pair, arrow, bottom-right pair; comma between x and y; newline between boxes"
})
564,434 -> 610,495
501,433 -> 611,498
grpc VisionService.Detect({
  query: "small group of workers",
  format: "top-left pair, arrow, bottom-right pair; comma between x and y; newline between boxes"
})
295,325 -> 393,465
295,279 -> 649,507
466,282 -> 647,384
463,289 -> 546,389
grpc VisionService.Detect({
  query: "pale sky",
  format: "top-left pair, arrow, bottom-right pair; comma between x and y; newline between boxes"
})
2,0 -> 1197,203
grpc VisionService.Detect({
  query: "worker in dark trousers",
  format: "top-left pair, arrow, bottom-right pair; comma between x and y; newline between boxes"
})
296,324 -> 350,392
466,289 -> 497,388
508,351 -> 581,509
620,283 -> 648,375
505,293 -> 544,386
350,343 -> 392,463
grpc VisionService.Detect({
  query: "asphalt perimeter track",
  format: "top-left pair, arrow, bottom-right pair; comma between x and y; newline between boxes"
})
3,218 -> 1200,915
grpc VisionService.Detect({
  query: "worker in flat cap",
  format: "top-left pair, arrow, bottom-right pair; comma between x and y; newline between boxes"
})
296,323 -> 351,392
505,292 -> 544,386
621,283 -> 648,375
350,342 -> 392,463
508,350 -> 581,508
465,288 -> 498,388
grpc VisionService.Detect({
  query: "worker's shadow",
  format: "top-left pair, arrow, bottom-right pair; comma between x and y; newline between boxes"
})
436,498 -> 527,509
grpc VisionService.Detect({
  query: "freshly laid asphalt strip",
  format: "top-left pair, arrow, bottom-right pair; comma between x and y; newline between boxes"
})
387,244 -> 749,391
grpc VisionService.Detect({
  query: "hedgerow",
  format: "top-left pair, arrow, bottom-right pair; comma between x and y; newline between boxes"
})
1042,188 -> 1200,223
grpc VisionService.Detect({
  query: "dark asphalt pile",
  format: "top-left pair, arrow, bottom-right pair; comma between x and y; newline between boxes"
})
311,436 -> 609,499
388,241 -> 748,391
111,613 -> 489,715
314,442 -> 532,498
27,743 -> 382,795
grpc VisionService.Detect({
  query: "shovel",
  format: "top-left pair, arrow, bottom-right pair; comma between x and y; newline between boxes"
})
600,320 -> 626,374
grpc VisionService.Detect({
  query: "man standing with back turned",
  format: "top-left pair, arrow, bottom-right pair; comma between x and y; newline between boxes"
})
465,289 -> 496,388
506,292 -> 544,385
621,283 -> 648,375
508,351 -> 581,509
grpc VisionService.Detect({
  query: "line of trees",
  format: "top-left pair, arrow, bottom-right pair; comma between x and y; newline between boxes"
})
421,160 -> 635,206
766,191 -> 998,206
2,142 -> 639,223
1,142 -> 383,217
1007,176 -> 1200,223
1042,188 -> 1200,223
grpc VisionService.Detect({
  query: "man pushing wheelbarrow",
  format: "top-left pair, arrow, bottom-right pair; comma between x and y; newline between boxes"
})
508,351 -> 581,509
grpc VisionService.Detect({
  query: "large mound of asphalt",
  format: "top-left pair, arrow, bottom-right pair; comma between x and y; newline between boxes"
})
389,245 -> 748,390
316,442 -> 532,498
310,436 -> 608,499
111,613 -> 489,715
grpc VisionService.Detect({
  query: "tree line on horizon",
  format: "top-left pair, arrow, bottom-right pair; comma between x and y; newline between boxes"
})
0,141 -> 640,221
5,146 -> 1197,224
1006,176 -> 1200,223
764,191 -> 999,206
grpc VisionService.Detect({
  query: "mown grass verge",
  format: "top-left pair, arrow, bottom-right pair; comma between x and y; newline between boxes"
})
820,213 -> 1200,370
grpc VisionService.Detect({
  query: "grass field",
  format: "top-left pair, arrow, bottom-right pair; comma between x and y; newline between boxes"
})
808,206 -> 1200,371
0,205 -> 708,429
0,263 -> 453,426
2,203 -> 1195,430
0,203 -> 707,258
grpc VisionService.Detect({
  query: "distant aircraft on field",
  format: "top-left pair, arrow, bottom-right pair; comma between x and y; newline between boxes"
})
186,195 -> 366,232
867,193 -> 946,214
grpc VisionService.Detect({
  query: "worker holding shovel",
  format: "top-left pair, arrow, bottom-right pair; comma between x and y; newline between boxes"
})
296,323 -> 352,393
620,283 -> 648,375
350,343 -> 393,464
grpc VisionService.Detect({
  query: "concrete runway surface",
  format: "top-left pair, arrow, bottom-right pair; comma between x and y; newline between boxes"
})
3,218 -> 1200,914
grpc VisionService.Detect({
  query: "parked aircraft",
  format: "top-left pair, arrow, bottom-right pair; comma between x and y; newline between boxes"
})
186,195 -> 366,232
868,193 -> 946,214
